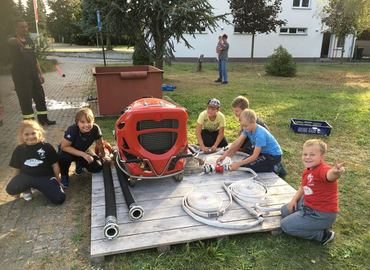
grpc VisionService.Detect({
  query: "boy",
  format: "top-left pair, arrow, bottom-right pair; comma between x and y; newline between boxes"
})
58,108 -> 107,187
217,109 -> 282,172
231,96 -> 286,178
280,139 -> 345,245
196,98 -> 228,153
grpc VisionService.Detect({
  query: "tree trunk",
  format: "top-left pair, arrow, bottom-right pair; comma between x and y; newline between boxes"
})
106,36 -> 112,51
251,33 -> 255,65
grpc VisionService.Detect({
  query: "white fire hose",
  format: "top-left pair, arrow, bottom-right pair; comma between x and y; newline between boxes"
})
182,160 -> 280,229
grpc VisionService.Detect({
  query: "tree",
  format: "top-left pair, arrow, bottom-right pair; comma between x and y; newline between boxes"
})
322,0 -> 370,60
228,0 -> 285,63
105,0 -> 224,69
47,0 -> 82,43
17,0 -> 26,18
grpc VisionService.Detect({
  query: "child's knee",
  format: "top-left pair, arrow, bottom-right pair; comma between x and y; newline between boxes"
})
51,193 -> 66,205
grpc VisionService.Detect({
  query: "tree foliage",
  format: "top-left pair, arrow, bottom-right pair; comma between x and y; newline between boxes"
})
104,0 -> 224,69
322,0 -> 370,38
47,0 -> 82,43
228,0 -> 285,63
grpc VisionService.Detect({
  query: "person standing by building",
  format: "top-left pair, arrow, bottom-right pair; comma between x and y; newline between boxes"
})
215,36 -> 224,82
8,19 -> 55,126
218,34 -> 229,84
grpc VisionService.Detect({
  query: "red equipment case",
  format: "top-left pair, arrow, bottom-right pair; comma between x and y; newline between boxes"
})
114,98 -> 188,181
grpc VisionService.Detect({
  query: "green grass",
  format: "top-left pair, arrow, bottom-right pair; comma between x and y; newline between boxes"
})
96,62 -> 370,270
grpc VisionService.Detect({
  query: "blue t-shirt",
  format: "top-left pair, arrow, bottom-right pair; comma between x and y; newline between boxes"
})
242,124 -> 282,156
64,124 -> 102,152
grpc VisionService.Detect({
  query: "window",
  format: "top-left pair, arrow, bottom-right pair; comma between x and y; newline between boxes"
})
280,27 -> 308,35
337,36 -> 345,48
293,0 -> 310,8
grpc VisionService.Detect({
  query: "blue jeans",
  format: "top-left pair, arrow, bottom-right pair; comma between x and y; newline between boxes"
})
220,59 -> 228,82
280,197 -> 337,242
217,60 -> 222,80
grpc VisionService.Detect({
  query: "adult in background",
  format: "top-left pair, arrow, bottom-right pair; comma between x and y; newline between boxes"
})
8,19 -> 55,126
218,34 -> 229,84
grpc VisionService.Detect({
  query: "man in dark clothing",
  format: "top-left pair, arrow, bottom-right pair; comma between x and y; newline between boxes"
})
8,19 -> 55,126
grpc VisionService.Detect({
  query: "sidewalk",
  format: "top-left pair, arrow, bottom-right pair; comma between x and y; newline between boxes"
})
0,57 -> 99,269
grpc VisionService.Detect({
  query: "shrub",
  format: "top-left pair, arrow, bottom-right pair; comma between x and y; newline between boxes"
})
265,46 -> 297,77
132,40 -> 153,65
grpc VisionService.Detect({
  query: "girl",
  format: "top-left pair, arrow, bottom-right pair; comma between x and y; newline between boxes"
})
6,120 -> 65,204
58,108 -> 107,188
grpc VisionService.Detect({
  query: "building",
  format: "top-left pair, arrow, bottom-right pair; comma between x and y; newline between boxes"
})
172,0 -> 356,60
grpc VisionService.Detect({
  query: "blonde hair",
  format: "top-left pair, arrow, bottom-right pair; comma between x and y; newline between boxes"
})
75,107 -> 94,124
231,96 -> 250,110
240,109 -> 257,123
303,139 -> 327,154
18,120 -> 45,144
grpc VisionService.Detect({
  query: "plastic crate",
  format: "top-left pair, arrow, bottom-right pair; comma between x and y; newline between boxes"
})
162,84 -> 176,91
290,118 -> 332,136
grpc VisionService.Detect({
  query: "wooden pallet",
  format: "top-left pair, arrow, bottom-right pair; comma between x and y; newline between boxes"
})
90,158 -> 296,258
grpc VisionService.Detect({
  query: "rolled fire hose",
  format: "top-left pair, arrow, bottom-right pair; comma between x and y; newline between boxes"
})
102,162 -> 119,240
182,168 -> 264,229
114,154 -> 144,221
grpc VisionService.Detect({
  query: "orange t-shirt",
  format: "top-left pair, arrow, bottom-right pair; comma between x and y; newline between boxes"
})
301,162 -> 339,213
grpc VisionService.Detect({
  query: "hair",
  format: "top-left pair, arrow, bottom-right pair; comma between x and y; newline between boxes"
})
222,34 -> 228,39
18,120 -> 45,144
75,107 -> 94,124
303,139 -> 327,154
231,96 -> 250,110
240,109 -> 256,123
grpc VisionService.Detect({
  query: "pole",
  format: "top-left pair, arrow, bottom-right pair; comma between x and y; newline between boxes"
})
101,31 -> 106,67
96,10 -> 106,66
33,0 -> 40,46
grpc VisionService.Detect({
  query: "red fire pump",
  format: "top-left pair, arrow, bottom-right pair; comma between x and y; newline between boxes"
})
114,98 -> 191,185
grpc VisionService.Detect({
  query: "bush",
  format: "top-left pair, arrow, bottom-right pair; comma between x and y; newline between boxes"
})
132,41 -> 153,65
265,46 -> 297,77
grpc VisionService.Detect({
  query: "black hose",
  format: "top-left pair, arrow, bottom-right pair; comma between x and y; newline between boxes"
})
114,156 -> 144,221
102,161 -> 119,240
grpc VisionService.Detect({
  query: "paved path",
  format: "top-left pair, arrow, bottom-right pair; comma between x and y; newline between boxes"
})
0,57 -> 101,269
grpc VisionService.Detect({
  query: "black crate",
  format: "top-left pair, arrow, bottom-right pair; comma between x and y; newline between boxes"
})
290,118 -> 332,136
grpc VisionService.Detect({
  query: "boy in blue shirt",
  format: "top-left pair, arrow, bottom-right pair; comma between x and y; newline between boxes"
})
217,109 -> 283,173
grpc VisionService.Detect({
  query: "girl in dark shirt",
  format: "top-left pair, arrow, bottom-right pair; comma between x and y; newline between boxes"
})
6,120 -> 65,204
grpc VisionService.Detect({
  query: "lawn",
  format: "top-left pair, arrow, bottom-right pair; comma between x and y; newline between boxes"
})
96,62 -> 370,270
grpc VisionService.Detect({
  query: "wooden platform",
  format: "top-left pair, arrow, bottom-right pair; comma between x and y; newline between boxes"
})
90,155 -> 296,258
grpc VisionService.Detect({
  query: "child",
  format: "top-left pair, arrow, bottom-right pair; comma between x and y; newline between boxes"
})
280,139 -> 345,245
217,109 -> 282,172
231,96 -> 269,153
58,108 -> 107,187
196,98 -> 228,153
6,120 -> 65,204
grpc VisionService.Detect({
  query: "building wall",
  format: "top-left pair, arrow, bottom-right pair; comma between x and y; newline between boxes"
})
172,0 -> 354,59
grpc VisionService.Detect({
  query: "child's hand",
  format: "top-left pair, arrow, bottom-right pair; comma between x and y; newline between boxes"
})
83,153 -> 94,163
333,162 -> 345,175
200,145 -> 209,153
229,162 -> 241,171
287,200 -> 297,213
210,145 -> 217,152
216,155 -> 225,164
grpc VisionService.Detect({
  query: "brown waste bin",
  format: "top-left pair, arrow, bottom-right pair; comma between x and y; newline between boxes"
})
93,65 -> 163,115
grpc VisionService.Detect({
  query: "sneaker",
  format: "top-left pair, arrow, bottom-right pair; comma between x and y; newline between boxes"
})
221,81 -> 228,84
274,162 -> 287,179
61,175 -> 69,188
39,119 -> 56,126
322,230 -> 335,245
74,163 -> 84,175
22,190 -> 32,201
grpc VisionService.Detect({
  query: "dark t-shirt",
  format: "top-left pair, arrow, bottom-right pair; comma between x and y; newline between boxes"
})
9,36 -> 38,80
64,124 -> 102,152
9,142 -> 58,177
